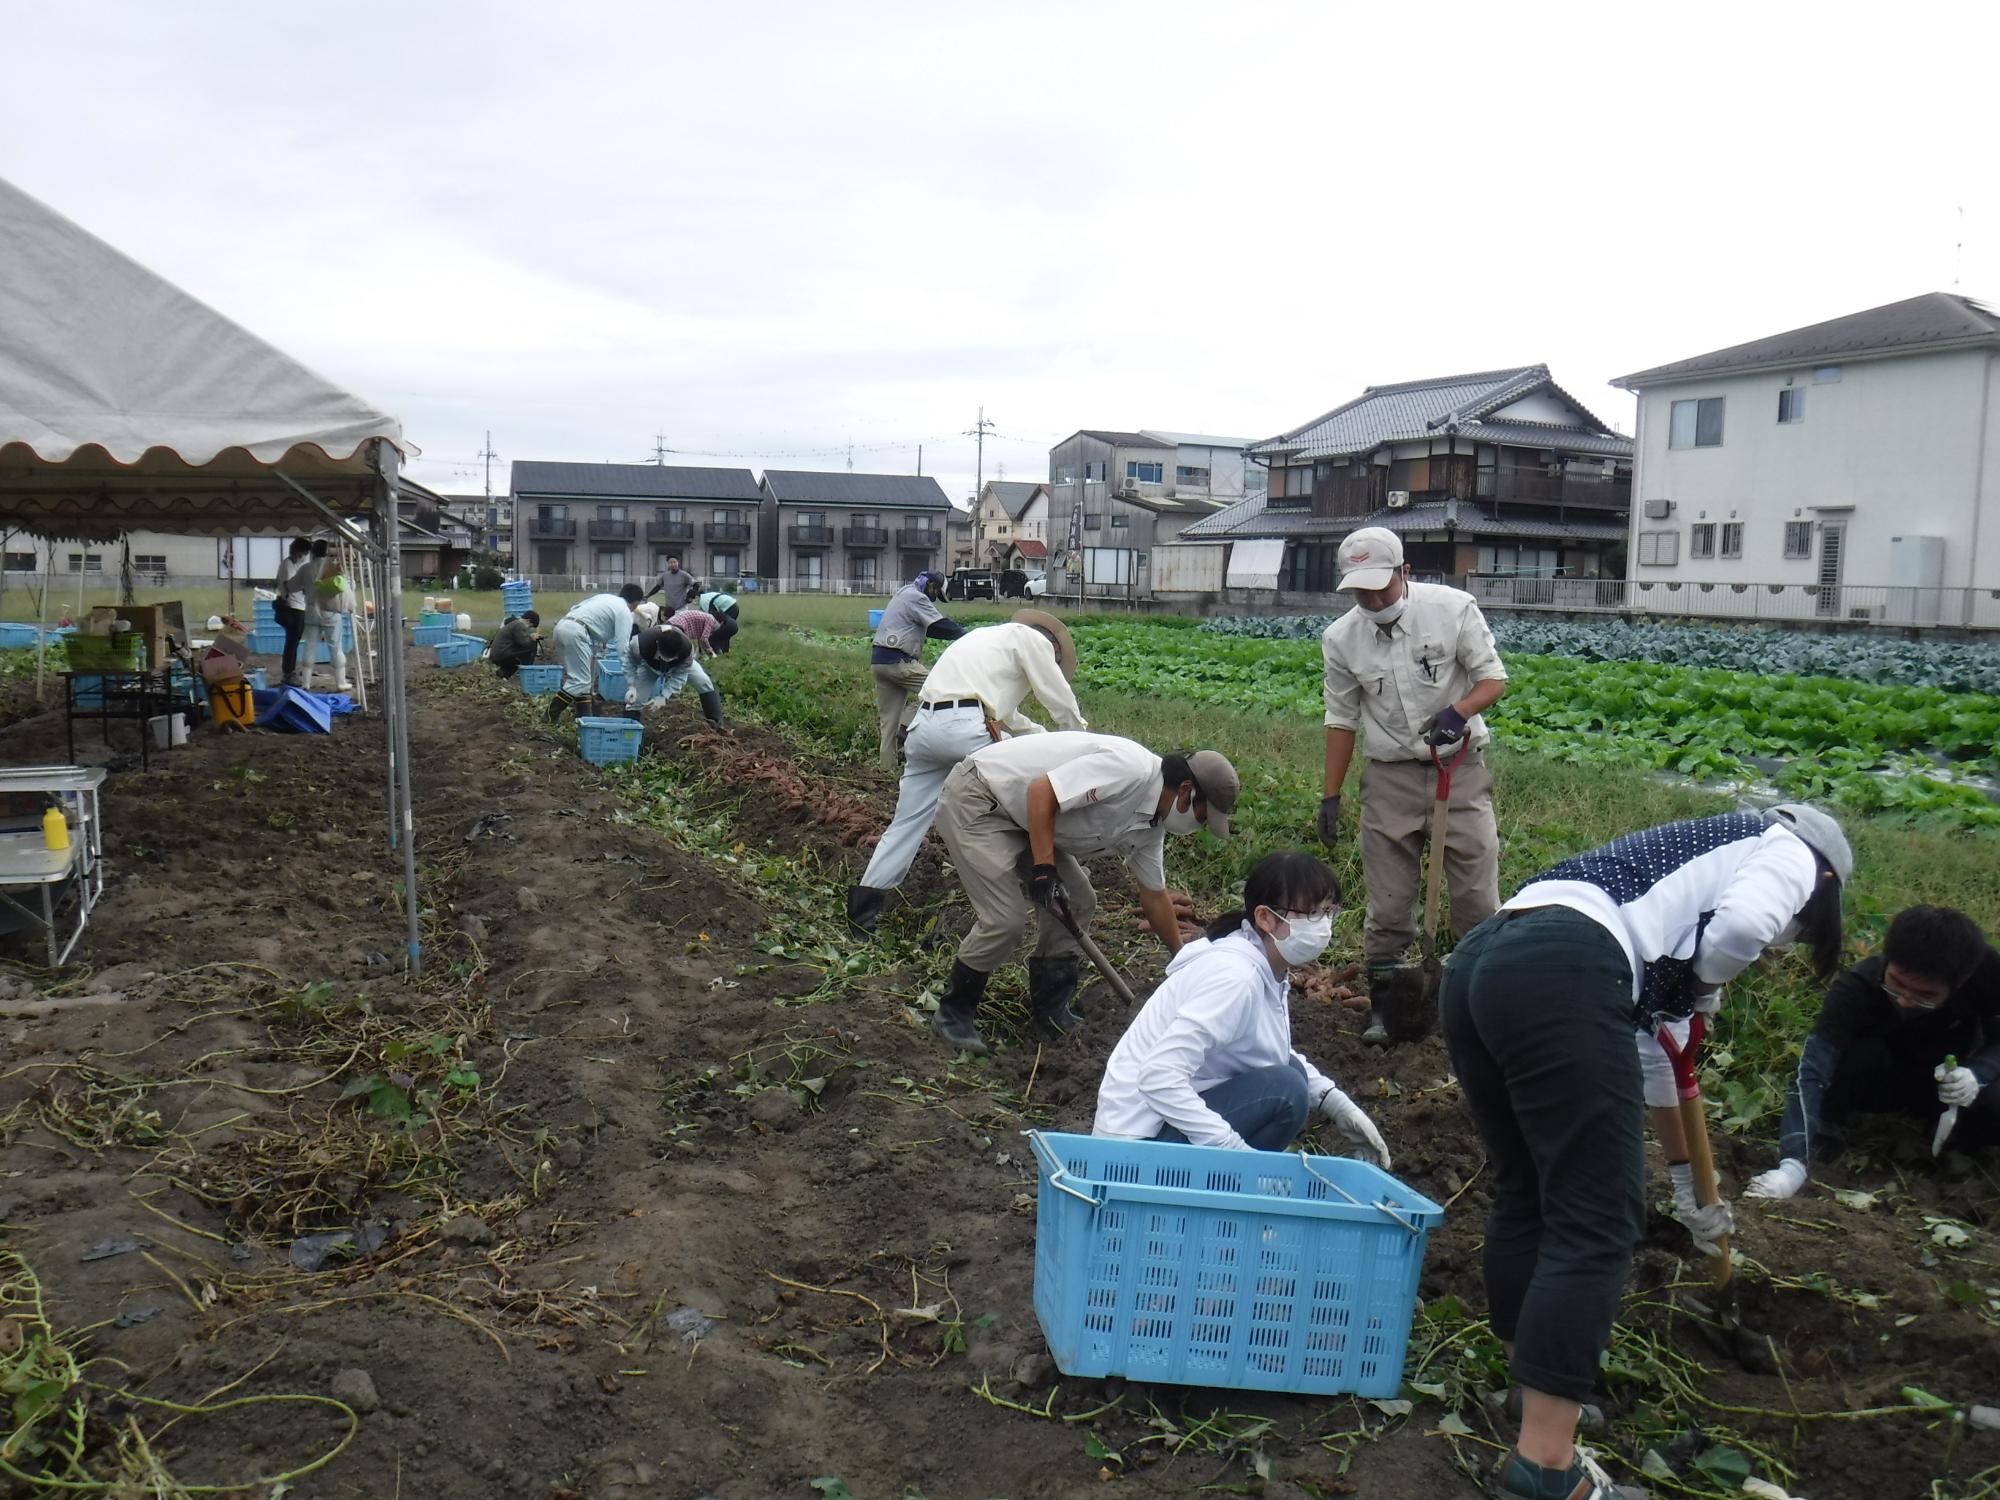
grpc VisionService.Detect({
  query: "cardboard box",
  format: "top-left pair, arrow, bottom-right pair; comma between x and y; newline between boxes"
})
86,602 -> 184,670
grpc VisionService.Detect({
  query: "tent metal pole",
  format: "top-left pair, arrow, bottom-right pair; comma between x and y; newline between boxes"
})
375,443 -> 423,980
270,469 -> 384,558
375,515 -> 397,855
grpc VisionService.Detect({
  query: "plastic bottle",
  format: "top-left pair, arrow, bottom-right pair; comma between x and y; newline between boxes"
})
43,805 -> 69,852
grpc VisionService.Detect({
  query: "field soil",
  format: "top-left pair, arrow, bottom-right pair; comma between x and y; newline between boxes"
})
2,665 -> 1995,1500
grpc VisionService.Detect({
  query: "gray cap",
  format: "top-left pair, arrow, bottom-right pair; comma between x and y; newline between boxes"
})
1764,803 -> 1853,885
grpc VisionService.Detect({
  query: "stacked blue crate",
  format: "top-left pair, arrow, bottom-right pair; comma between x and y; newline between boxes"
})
501,581 -> 534,618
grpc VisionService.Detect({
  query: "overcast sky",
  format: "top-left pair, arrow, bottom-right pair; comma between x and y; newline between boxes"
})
4,2 -> 1996,510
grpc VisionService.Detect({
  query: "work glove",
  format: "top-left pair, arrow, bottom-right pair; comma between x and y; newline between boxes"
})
624,686 -> 639,707
1320,1088 -> 1391,1170
1314,795 -> 1343,847
1744,1158 -> 1808,1200
1678,1200 -> 1735,1259
1028,863 -> 1069,915
1692,985 -> 1724,1016
1937,1065 -> 1981,1108
1418,705 -> 1467,748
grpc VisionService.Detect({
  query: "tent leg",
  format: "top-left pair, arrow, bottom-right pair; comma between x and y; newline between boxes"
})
377,515 -> 399,855
376,446 -> 423,980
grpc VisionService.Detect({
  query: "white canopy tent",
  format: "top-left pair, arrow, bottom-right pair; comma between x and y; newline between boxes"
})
0,175 -> 426,974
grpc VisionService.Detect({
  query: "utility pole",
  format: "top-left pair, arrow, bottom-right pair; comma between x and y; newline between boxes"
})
651,431 -> 669,465
916,444 -> 923,476
846,441 -> 854,473
964,406 -> 995,566
477,430 -> 499,547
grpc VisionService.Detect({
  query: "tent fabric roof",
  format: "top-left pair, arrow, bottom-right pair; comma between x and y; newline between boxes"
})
0,176 -> 402,539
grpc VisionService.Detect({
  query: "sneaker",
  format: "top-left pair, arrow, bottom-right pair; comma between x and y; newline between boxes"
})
1491,1448 -> 1640,1500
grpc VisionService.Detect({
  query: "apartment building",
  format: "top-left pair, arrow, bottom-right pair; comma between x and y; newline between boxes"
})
759,471 -> 951,592
510,461 -> 762,585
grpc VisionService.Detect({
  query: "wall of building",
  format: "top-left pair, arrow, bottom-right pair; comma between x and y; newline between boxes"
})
515,496 -> 757,584
761,498 -> 947,590
1490,391 -> 1582,426
1627,347 -> 1997,591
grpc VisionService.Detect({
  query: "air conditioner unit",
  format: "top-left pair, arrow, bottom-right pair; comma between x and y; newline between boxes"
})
1643,498 -> 1674,519
1386,491 -> 1411,510
1849,605 -> 1886,622
1119,482 -> 1140,499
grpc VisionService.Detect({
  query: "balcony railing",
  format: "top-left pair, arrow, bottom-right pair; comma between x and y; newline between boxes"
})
1475,471 -> 1632,509
788,524 -> 833,546
527,516 -> 576,538
707,522 -> 752,542
896,529 -> 940,549
646,520 -> 694,541
1464,573 -> 2000,628
588,518 -> 636,540
843,527 -> 888,548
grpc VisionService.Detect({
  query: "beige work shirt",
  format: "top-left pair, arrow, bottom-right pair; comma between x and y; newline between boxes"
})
964,731 -> 1168,889
921,621 -> 1086,735
1321,581 -> 1507,761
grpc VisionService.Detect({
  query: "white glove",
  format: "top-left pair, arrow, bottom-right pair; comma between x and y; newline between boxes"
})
624,686 -> 639,707
1744,1158 -> 1807,1200
1692,985 -> 1723,1016
1937,1066 -> 1980,1108
1320,1089 -> 1391,1171
1678,1200 -> 1735,1259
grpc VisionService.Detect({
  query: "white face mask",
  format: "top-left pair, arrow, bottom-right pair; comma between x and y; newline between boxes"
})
1163,805 -> 1202,835
1360,595 -> 1406,626
1262,909 -> 1333,966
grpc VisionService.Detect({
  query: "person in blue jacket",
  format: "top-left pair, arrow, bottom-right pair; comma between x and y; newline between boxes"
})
548,583 -> 642,723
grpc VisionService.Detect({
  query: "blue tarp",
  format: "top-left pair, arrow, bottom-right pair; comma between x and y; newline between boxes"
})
250,686 -> 356,733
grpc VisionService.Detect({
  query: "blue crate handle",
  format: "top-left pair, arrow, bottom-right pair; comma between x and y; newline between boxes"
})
1027,1130 -> 1105,1208
1295,1150 -> 1425,1236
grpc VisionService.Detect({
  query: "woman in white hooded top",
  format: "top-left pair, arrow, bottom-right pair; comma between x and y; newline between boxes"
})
1094,850 -> 1389,1165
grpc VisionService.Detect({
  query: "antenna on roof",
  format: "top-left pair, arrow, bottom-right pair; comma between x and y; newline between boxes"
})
651,430 -> 669,465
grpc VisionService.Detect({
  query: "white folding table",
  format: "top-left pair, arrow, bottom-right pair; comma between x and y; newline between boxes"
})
0,765 -> 107,967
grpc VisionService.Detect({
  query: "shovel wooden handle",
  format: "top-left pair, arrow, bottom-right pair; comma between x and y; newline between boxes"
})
1050,903 -> 1139,1009
1679,1095 -> 1733,1288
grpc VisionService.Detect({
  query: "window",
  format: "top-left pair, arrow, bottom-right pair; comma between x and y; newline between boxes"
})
594,549 -> 626,580
849,555 -> 878,587
66,552 -> 103,574
1813,365 -> 1842,383
1083,514 -> 1102,530
1636,531 -> 1680,566
1282,542 -> 1342,593
657,506 -> 686,524
710,552 -> 740,577
1778,388 -> 1805,424
1085,460 -> 1106,481
1668,397 -> 1725,448
796,511 -> 824,529
134,554 -> 168,577
1055,463 -> 1074,483
851,512 -> 877,528
1293,466 -> 1317,499
1689,523 -> 1716,558
537,504 -> 569,522
1721,522 -> 1743,559
1784,521 -> 1813,559
4,552 -> 34,573
602,505 -> 627,521
1083,548 -> 1135,585
1176,465 -> 1210,487
714,508 -> 740,525
906,514 -> 935,533
1111,513 -> 1129,528
1125,461 -> 1163,484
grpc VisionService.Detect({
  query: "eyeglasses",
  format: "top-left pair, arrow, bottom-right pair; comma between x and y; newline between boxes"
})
1271,903 -> 1340,922
1880,977 -> 1951,1011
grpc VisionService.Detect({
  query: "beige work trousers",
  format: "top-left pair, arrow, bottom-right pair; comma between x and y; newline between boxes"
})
935,761 -> 1098,973
1359,750 -> 1499,966
872,658 -> 931,769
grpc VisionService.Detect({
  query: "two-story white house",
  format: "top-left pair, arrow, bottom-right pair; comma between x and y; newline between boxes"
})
1613,292 -> 2000,626
970,480 -> 1050,570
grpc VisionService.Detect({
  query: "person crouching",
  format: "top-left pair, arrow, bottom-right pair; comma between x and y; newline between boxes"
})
1093,850 -> 1389,1163
626,625 -> 728,731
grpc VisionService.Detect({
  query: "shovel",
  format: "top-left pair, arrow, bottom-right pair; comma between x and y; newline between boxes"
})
1049,899 -> 1138,1009
1655,1014 -> 1731,1288
1371,737 -> 1470,1043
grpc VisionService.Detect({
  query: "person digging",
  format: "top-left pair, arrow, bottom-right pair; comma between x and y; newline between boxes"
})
625,624 -> 728,731
489,609 -> 542,678
929,731 -> 1238,1053
1744,903 -> 2000,1200
871,570 -> 968,770
548,583 -> 642,724
1316,526 -> 1507,1045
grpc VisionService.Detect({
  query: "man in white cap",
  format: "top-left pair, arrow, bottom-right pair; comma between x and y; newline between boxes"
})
1318,525 -> 1508,1044
930,733 -> 1239,1053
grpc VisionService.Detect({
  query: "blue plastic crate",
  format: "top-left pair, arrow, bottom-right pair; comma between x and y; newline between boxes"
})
435,638 -> 482,668
867,608 -> 885,629
577,715 -> 643,766
71,672 -> 107,709
596,659 -> 626,699
246,667 -> 268,690
0,622 -> 40,648
1029,1131 -> 1442,1397
412,624 -> 451,647
419,610 -> 453,627
516,663 -> 562,696
246,626 -> 287,654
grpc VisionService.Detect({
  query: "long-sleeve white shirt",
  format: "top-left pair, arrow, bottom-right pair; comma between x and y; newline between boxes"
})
920,621 -> 1086,736
1321,582 -> 1506,760
1093,927 -> 1339,1150
562,592 -> 635,660
1504,814 -> 1821,1012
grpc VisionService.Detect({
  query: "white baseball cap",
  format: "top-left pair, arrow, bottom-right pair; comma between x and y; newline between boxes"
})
1337,526 -> 1405,591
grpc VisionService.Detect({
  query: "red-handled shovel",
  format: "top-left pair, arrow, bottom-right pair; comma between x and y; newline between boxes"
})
1656,1014 -> 1732,1287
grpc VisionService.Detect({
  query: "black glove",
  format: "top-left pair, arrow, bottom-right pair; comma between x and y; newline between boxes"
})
1315,795 -> 1343,846
1028,863 -> 1067,912
1419,705 -> 1468,747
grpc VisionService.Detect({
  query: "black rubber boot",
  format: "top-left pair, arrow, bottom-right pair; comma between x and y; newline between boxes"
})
847,884 -> 887,937
931,960 -> 989,1053
1027,954 -> 1082,1041
699,690 -> 727,731
548,690 -> 577,725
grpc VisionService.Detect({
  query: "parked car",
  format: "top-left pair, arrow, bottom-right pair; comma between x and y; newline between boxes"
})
946,569 -> 996,601
999,569 -> 1048,599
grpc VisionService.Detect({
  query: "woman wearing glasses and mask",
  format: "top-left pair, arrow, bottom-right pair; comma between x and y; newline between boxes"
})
1746,904 -> 2000,1197
1093,851 -> 1390,1165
